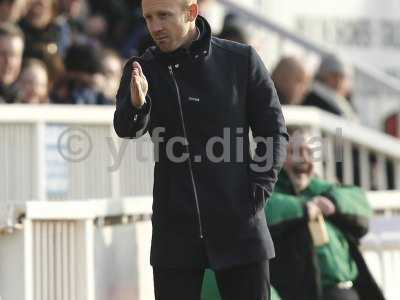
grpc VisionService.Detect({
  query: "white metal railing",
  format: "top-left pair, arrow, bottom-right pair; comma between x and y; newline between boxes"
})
1,104 -> 399,299
361,191 -> 400,299
0,196 -> 153,300
1,104 -> 400,209
219,0 -> 400,129
0,192 -> 399,300
284,106 -> 400,190
23,197 -> 153,300
0,104 -> 154,205
368,191 -> 400,215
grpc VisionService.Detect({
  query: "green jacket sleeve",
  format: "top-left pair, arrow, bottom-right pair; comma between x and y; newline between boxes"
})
325,186 -> 372,217
324,185 -> 372,239
265,192 -> 309,237
266,192 -> 305,225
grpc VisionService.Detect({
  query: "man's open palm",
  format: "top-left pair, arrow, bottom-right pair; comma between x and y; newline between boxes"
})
131,61 -> 148,108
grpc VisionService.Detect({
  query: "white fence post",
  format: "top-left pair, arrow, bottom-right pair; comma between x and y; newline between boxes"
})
74,220 -> 96,300
34,122 -> 47,201
359,147 -> 371,190
24,218 -> 95,300
376,154 -> 388,190
24,219 -> 34,300
109,126 -> 121,201
343,140 -> 354,185
394,161 -> 400,190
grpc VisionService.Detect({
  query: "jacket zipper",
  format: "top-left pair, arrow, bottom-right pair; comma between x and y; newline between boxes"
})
168,65 -> 204,239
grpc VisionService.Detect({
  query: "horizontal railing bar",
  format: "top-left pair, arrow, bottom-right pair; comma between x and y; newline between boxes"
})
283,106 -> 400,159
1,105 -> 400,159
0,104 -> 113,124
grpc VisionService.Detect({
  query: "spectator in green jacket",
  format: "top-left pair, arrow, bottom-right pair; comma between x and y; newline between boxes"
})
266,127 -> 385,300
201,269 -> 282,300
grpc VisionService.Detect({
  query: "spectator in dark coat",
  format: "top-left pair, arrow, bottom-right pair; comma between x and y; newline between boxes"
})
303,54 -> 358,121
303,55 -> 362,186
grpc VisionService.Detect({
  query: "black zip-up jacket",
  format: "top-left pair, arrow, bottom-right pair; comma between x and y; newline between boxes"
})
114,16 -> 288,270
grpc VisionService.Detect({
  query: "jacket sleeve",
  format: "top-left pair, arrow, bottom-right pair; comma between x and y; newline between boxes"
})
113,58 -> 152,139
324,186 -> 373,240
246,46 -> 289,204
266,192 -> 309,237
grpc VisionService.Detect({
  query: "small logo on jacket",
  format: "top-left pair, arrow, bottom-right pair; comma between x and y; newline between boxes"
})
188,96 -> 200,102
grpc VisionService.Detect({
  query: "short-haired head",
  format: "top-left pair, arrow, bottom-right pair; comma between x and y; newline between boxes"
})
272,56 -> 309,105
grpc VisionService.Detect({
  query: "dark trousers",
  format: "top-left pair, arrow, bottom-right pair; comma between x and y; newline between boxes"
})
153,260 -> 270,300
323,287 -> 359,300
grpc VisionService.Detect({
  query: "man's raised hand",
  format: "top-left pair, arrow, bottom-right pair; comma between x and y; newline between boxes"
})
130,61 -> 148,108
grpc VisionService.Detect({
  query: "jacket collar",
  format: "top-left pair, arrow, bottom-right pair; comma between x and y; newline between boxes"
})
150,15 -> 212,64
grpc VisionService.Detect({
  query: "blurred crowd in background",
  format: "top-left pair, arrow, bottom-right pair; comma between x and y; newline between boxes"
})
0,0 -> 249,105
0,0 -> 354,110
0,0 -> 398,140
0,0 -> 370,118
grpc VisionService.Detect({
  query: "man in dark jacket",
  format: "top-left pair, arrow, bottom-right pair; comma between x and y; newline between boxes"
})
302,54 -> 358,121
266,128 -> 385,300
113,0 -> 288,298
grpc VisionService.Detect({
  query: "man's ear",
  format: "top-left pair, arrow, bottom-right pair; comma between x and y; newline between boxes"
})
186,3 -> 199,22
